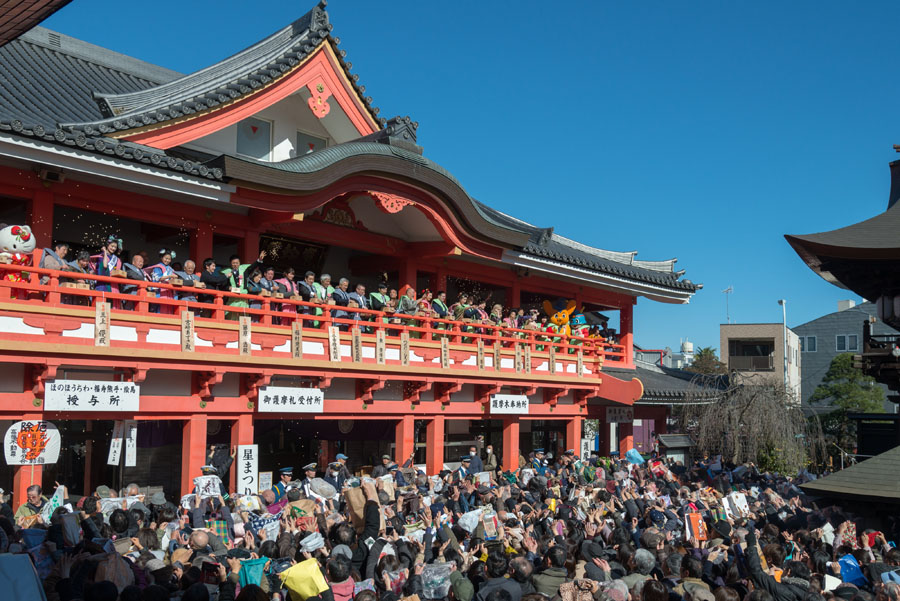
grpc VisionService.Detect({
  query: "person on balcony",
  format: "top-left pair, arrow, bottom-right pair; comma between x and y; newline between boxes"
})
260,266 -> 283,323
276,267 -> 300,318
148,249 -> 179,314
199,258 -> 229,316
94,235 -> 122,294
221,250 -> 266,320
175,259 -> 201,304
297,270 -> 317,315
348,283 -> 369,328
368,282 -> 392,324
313,273 -> 334,306
396,285 -> 420,336
61,250 -> 94,306
432,290 -> 449,322
120,253 -> 149,310
332,277 -> 352,329
39,241 -> 70,285
450,292 -> 470,321
245,268 -> 264,321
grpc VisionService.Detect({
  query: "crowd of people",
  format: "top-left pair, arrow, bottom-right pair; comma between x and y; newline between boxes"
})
2,445 -> 898,601
32,237 -> 617,346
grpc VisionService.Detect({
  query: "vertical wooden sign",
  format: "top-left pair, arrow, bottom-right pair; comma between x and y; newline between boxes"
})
514,344 -> 523,373
549,346 -> 557,374
493,341 -> 501,372
476,338 -> 485,370
524,345 -> 532,374
291,321 -> 303,359
95,301 -> 110,347
239,316 -> 251,356
400,331 -> 410,366
440,337 -> 450,369
181,310 -> 195,352
351,327 -> 362,362
328,326 -> 342,362
376,329 -> 386,364
577,350 -> 584,377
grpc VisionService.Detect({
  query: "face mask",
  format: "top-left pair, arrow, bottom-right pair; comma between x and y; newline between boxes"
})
470,451 -> 476,456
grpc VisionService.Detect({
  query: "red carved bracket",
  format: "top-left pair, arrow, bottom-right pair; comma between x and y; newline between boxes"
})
516,385 -> 538,397
252,333 -> 287,352
23,315 -> 83,337
544,387 -> 569,407
369,191 -> 415,214
475,383 -> 502,405
193,370 -> 225,399
404,381 -> 432,404
435,381 -> 463,404
244,371 -> 273,400
31,361 -> 61,396
196,330 -> 239,348
573,389 -> 593,406
307,77 -> 332,118
128,367 -> 148,384
357,378 -> 387,403
318,375 -> 333,390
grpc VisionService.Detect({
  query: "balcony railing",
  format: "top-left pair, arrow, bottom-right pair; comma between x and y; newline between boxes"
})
0,261 -> 628,375
727,355 -> 774,371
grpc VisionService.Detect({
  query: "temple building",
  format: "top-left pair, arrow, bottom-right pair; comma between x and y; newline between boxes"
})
0,2 -> 702,506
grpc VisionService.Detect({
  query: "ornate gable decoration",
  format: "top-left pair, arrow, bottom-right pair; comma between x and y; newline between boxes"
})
58,2 -> 382,148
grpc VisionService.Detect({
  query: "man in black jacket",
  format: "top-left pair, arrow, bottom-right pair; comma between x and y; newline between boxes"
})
746,520 -> 809,601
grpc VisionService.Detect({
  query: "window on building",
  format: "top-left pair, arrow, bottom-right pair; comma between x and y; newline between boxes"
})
799,338 -> 804,352
236,117 -> 272,160
296,131 -> 327,155
807,336 -> 816,352
848,334 -> 858,352
836,335 -> 846,352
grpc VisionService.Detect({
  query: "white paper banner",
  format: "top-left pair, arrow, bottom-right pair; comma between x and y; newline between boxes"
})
124,421 -> 137,467
45,380 -> 140,412
41,486 -> 65,522
489,394 -> 529,415
257,386 -> 324,413
4,420 -> 61,465
107,421 -> 124,466
99,496 -> 143,517
193,475 -> 222,498
259,471 -> 273,493
238,444 -> 259,495
606,406 -> 634,423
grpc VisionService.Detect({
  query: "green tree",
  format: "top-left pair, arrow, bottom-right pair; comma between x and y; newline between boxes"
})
809,353 -> 883,412
687,346 -> 727,375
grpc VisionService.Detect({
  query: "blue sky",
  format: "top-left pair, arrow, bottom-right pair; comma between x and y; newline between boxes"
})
43,1 -> 900,355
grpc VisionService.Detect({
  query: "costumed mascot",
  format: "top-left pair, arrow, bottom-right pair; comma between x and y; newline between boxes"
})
542,299 -> 576,339
0,224 -> 36,283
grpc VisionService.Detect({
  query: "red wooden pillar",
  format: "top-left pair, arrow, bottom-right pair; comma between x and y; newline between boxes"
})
426,416 -> 444,475
28,188 -> 53,247
618,421 -> 634,457
395,415 -> 415,465
242,230 -> 260,262
510,281 -> 521,308
566,416 -> 582,455
400,259 -> 417,289
192,222 -> 214,264
13,413 -> 44,510
181,414 -> 207,496
229,414 -> 254,493
620,302 -> 634,366
502,417 -> 520,472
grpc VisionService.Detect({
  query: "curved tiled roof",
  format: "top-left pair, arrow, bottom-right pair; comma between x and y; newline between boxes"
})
604,363 -> 727,402
0,0 -> 71,48
60,1 -> 383,136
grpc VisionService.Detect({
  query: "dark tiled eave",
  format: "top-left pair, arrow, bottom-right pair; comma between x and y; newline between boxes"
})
59,2 -> 383,137
0,0 -> 71,48
0,125 -> 224,181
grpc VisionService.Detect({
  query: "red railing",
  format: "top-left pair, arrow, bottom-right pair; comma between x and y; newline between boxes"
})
0,260 -> 627,365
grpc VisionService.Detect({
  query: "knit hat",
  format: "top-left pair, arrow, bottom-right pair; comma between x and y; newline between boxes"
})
331,544 -> 353,561
449,569 -> 474,601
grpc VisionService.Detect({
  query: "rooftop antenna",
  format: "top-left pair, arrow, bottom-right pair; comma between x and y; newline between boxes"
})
722,286 -> 733,324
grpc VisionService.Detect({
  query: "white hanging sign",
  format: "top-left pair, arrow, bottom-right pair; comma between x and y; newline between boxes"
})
45,380 -> 140,412
257,386 -> 324,413
238,444 -> 259,496
124,420 -> 137,467
107,421 -> 125,466
489,394 -> 529,415
4,420 -> 61,465
606,406 -> 634,423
